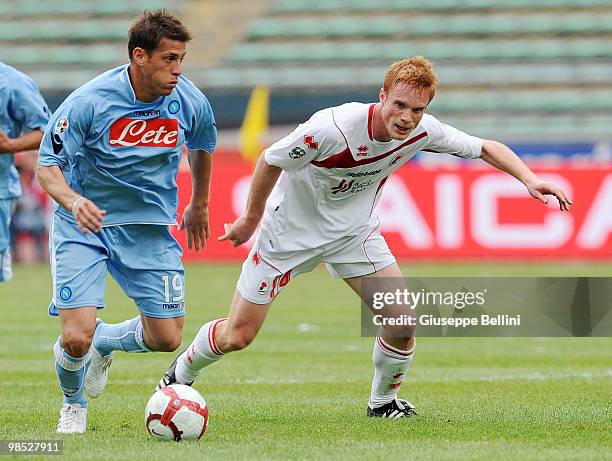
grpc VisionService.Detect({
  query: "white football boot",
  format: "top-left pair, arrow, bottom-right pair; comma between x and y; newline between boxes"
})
56,403 -> 87,433
85,345 -> 112,398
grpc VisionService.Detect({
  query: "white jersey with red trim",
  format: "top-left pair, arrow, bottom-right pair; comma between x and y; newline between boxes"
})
261,102 -> 482,252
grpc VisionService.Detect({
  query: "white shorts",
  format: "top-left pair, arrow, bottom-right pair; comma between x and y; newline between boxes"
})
237,221 -> 396,305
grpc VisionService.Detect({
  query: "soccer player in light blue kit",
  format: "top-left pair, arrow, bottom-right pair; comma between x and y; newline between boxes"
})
0,62 -> 50,281
37,11 -> 216,433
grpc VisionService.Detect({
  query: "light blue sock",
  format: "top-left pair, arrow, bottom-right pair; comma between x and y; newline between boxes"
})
53,338 -> 90,407
93,316 -> 153,356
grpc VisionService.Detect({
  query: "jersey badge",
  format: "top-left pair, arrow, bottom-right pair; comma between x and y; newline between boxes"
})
168,100 -> 180,114
303,135 -> 318,150
52,116 -> 69,155
289,147 -> 306,159
258,280 -> 269,295
59,286 -> 72,301
54,116 -> 69,135
390,153 -> 403,166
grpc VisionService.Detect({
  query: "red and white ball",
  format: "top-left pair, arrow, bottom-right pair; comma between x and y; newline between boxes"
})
145,384 -> 209,441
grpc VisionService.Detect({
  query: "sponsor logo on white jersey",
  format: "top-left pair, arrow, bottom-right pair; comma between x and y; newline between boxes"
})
330,179 -> 374,195
346,169 -> 381,178
356,145 -> 369,157
303,135 -> 318,150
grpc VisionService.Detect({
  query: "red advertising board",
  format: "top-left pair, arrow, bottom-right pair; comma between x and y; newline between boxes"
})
173,151 -> 612,261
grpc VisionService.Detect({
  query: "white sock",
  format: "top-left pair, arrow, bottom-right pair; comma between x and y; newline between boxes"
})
175,318 -> 227,384
368,336 -> 415,408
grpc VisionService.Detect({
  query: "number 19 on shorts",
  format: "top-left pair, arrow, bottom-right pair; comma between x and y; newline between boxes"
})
162,274 -> 184,309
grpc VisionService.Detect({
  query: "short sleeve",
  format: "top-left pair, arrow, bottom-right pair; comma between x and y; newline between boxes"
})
8,76 -> 50,133
423,115 -> 482,159
185,93 -> 217,153
264,110 -> 340,172
38,97 -> 92,169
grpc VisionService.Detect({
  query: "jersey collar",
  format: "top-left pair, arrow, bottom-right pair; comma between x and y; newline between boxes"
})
122,64 -> 164,106
367,103 -> 375,141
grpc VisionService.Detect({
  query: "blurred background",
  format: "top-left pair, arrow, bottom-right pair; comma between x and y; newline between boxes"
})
1,0 -> 611,264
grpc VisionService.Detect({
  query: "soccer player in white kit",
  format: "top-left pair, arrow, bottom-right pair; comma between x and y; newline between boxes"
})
159,56 -> 572,418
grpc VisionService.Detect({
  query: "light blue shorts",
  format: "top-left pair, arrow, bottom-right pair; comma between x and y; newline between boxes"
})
0,199 -> 14,282
48,214 -> 185,318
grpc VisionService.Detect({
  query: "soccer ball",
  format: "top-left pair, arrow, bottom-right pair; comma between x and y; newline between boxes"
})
145,384 -> 209,441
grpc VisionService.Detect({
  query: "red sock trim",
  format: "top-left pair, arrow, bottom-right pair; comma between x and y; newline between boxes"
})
208,318 -> 227,356
376,336 -> 414,359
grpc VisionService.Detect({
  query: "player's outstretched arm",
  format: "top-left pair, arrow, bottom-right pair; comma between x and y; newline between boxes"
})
37,164 -> 106,234
480,139 -> 573,211
219,153 -> 282,247
181,150 -> 213,251
0,129 -> 44,154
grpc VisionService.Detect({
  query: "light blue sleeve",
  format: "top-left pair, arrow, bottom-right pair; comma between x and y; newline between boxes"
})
8,76 -> 50,134
38,96 -> 93,169
185,93 -> 217,153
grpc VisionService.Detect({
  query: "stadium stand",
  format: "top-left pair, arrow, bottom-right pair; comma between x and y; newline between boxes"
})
245,13 -> 612,38
0,0 -> 169,16
227,39 -> 612,62
270,0 -> 612,12
1,0 -> 610,140
212,0 -> 612,140
0,1 -> 173,75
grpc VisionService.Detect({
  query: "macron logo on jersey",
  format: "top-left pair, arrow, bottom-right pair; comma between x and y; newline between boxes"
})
109,118 -> 179,147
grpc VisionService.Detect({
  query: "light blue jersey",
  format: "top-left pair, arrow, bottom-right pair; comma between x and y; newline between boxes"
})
38,64 -> 216,225
0,62 -> 49,282
0,62 -> 50,200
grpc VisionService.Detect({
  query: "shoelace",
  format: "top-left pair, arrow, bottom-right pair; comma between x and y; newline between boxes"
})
58,406 -> 82,429
91,355 -> 111,377
384,399 -> 416,417
100,356 -> 112,373
384,400 -> 403,417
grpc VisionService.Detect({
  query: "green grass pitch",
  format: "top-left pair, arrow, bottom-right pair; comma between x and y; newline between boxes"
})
1,262 -> 611,460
